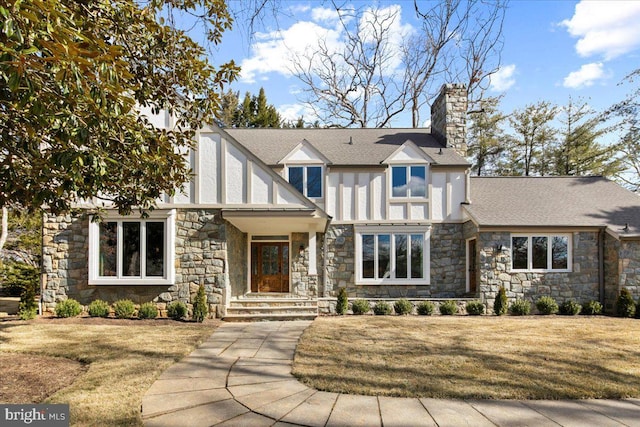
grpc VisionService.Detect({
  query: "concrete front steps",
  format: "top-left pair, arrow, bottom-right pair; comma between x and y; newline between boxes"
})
223,294 -> 318,322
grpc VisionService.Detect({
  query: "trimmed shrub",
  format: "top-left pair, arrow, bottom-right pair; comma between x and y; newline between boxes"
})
416,301 -> 435,316
509,298 -> 531,316
336,288 -> 348,315
192,284 -> 208,322
18,278 -> 38,320
616,288 -> 636,318
373,301 -> 392,315
88,299 -> 110,318
351,299 -> 371,315
636,300 -> 640,319
113,299 -> 136,319
493,286 -> 508,316
138,302 -> 158,319
55,299 -> 82,318
581,300 -> 602,315
535,296 -> 558,315
465,300 -> 485,316
167,301 -> 188,320
394,299 -> 413,315
559,300 -> 582,316
1,261 -> 38,297
439,300 -> 458,315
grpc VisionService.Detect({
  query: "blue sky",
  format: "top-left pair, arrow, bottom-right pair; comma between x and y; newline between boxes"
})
210,1 -> 640,128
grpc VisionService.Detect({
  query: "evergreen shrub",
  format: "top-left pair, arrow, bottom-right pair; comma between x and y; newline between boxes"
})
351,299 -> 371,315
493,287 -> 508,316
535,296 -> 558,315
113,299 -> 136,319
55,299 -> 82,318
394,299 -> 413,315
416,301 -> 435,316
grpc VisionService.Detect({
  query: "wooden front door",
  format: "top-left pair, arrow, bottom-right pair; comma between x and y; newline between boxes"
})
251,242 -> 289,293
468,239 -> 477,294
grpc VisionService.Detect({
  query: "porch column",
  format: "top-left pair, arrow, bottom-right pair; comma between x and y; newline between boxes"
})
308,231 -> 317,275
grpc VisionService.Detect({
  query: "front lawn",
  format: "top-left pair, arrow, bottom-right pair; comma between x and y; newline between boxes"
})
0,318 -> 217,426
292,316 -> 640,399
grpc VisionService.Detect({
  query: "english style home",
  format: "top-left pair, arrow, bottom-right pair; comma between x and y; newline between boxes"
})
41,84 -> 640,318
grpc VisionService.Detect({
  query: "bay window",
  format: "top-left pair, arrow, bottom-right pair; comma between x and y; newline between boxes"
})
511,234 -> 571,272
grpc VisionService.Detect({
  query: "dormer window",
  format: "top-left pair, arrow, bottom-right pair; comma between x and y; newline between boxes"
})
288,165 -> 323,198
392,166 -> 426,198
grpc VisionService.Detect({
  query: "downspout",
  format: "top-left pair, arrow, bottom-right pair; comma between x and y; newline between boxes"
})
598,228 -> 605,306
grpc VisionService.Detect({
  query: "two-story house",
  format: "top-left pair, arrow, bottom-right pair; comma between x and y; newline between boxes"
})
41,84 -> 640,317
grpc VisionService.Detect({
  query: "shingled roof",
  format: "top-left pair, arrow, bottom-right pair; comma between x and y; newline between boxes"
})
225,128 -> 469,167
466,176 -> 640,236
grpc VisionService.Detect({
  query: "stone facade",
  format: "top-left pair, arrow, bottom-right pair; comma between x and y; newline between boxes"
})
476,230 -> 601,311
604,234 -> 640,313
42,209 -> 239,317
290,232 -> 320,298
322,223 -> 466,300
430,83 -> 468,157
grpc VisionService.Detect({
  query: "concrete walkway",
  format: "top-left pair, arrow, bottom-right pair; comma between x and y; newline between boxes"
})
142,321 -> 640,427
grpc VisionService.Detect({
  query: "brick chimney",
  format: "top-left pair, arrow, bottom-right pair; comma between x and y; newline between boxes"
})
430,83 -> 468,157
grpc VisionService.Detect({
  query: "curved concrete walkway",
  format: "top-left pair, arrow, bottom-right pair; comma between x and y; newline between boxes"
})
142,321 -> 640,427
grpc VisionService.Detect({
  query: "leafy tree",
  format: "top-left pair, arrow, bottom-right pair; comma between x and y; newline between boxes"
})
467,96 -> 507,176
501,101 -> 557,176
0,0 -> 239,215
553,97 -> 620,177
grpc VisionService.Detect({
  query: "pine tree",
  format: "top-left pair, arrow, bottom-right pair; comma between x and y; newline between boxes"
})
493,286 -> 508,316
467,96 -> 507,176
192,284 -> 208,322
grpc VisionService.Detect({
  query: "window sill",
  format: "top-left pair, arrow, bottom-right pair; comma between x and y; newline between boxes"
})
357,279 -> 430,285
89,278 -> 174,286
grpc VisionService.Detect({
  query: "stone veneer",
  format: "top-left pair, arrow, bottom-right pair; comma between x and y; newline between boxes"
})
604,234 -> 640,313
431,83 -> 468,157
290,232 -> 320,298
322,223 -> 466,300
476,230 -> 601,311
42,209 -> 240,318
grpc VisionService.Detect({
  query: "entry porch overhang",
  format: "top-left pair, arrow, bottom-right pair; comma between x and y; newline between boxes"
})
221,208 -> 329,235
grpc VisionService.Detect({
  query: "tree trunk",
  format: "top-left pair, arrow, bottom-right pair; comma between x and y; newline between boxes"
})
0,207 -> 7,254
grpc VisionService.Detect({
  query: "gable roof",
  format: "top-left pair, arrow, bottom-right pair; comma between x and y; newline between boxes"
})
465,176 -> 640,237
225,128 -> 469,167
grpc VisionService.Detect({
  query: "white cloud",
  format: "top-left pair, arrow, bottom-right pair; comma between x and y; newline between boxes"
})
561,1 -> 640,60
238,22 -> 342,83
562,62 -> 608,88
278,103 -> 317,124
311,7 -> 343,25
490,64 -> 516,92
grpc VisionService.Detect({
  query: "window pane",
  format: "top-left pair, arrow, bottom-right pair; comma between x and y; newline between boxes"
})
395,234 -> 407,279
410,166 -> 426,197
552,236 -> 568,269
378,234 -> 391,279
512,237 -> 528,269
289,167 -> 304,194
282,245 -> 289,275
307,166 -> 322,198
362,235 -> 375,278
123,222 -> 141,276
532,236 -> 548,269
145,222 -> 164,277
411,234 -> 424,278
99,222 -> 117,276
262,245 -> 279,275
392,166 -> 407,197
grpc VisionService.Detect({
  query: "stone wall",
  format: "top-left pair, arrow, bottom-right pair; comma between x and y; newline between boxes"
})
430,83 -> 468,156
322,223 -> 466,299
604,234 -> 640,313
42,209 -> 238,318
477,231 -> 601,311
290,232 -> 320,297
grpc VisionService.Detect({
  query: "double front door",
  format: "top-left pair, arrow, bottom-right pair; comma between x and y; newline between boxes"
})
251,242 -> 289,293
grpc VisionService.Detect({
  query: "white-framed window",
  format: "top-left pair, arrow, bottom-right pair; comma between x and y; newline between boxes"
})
355,226 -> 430,284
510,233 -> 571,272
391,165 -> 426,198
89,210 -> 175,285
287,165 -> 323,198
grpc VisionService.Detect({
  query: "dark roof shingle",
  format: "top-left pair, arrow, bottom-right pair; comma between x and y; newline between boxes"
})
466,176 -> 640,235
225,128 -> 468,166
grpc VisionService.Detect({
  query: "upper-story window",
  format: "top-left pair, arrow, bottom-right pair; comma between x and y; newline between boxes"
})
288,165 -> 322,198
391,165 -> 426,198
